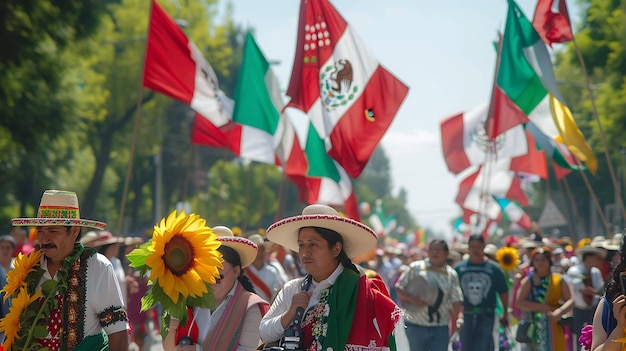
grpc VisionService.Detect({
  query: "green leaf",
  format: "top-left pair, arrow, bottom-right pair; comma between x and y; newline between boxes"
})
140,291 -> 157,311
126,246 -> 151,269
186,285 -> 215,310
40,280 -> 58,295
33,325 -> 48,338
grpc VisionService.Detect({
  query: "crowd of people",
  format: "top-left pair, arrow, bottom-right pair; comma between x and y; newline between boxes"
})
3,189 -> 626,351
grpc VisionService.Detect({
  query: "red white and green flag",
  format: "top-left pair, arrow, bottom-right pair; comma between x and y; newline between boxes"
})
303,123 -> 360,220
191,33 -> 310,201
286,0 -> 409,178
142,0 -> 231,127
440,103 -> 528,174
486,0 -> 596,173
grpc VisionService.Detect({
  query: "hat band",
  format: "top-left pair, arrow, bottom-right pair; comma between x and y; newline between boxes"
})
37,206 -> 80,219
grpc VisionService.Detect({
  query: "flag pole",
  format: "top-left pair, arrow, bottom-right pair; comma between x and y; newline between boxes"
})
117,1 -> 154,233
577,167 -> 612,236
257,164 -> 268,228
118,89 -> 145,234
570,37 -> 626,220
553,169 -> 579,239
559,175 -> 585,241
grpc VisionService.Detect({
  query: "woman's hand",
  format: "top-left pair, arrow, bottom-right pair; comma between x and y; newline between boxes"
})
290,291 -> 312,311
612,295 -> 626,326
547,308 -> 562,322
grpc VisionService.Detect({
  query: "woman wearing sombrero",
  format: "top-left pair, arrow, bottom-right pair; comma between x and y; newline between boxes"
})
162,226 -> 269,351
259,204 -> 401,351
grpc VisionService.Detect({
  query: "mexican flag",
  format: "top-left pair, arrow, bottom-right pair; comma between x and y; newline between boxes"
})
440,103 -> 528,174
493,196 -> 531,230
486,0 -> 596,174
455,159 -> 528,221
142,0 -> 231,127
286,0 -> 409,178
191,33 -> 309,201
304,123 -> 360,220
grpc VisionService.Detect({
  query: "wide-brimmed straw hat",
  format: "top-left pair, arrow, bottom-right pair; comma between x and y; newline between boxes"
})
213,226 -> 257,268
89,231 -> 125,247
575,245 -> 608,260
266,204 -> 377,258
12,190 -> 106,229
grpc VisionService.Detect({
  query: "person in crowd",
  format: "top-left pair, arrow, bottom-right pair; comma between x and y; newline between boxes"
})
246,233 -> 288,302
516,246 -> 574,351
567,244 -> 607,349
9,226 -> 34,257
162,226 -> 269,351
395,239 -> 463,351
91,231 -> 140,308
591,234 -> 626,350
259,204 -> 401,350
10,189 -> 129,350
0,235 -> 16,271
454,234 -> 509,351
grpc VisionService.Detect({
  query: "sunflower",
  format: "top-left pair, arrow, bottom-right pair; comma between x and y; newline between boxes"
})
144,210 -> 223,304
0,287 -> 42,349
495,246 -> 520,271
2,250 -> 42,301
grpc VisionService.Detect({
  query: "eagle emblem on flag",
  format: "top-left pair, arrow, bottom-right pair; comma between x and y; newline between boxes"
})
320,59 -> 359,111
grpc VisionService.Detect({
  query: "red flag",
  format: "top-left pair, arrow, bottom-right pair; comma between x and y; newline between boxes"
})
191,113 -> 241,151
143,0 -> 231,127
509,129 -> 548,178
532,0 -> 574,46
286,0 -> 408,178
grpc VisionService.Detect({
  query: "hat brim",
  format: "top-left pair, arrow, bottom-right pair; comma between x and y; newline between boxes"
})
12,218 -> 106,230
217,237 -> 258,268
266,214 -> 377,258
91,237 -> 125,247
575,247 -> 607,259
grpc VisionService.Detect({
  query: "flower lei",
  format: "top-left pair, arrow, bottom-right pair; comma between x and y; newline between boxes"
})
0,245 -> 83,350
302,287 -> 331,351
530,274 -> 550,349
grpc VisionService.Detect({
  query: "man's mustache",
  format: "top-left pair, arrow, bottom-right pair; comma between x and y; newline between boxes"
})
41,243 -> 56,249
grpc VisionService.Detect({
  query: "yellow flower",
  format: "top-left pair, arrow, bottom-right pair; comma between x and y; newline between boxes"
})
495,246 -> 520,271
0,287 -> 42,349
145,210 -> 223,304
2,250 -> 43,301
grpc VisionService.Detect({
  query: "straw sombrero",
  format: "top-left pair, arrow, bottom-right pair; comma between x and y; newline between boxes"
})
266,204 -> 377,258
90,231 -> 125,247
213,226 -> 257,268
12,190 -> 106,229
575,245 -> 608,260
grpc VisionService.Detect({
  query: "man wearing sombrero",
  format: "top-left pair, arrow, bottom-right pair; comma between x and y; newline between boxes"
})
259,204 -> 401,351
566,244 -> 607,348
10,190 -> 129,350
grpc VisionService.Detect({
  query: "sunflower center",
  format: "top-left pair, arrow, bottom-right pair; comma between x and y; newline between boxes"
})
502,255 -> 513,266
163,235 -> 195,276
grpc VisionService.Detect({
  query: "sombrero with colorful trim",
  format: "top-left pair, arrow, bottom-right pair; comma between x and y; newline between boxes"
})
12,190 -> 106,229
266,204 -> 377,258
213,226 -> 258,268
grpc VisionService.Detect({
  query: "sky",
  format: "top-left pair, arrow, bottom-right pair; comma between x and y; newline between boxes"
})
224,0 -> 565,236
